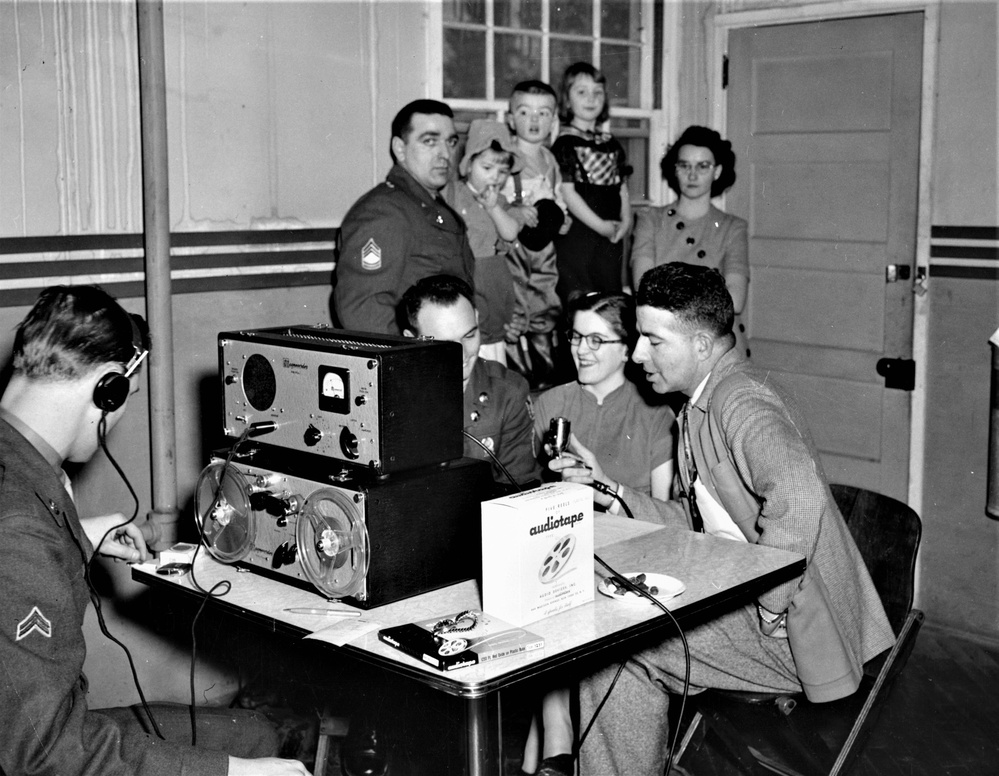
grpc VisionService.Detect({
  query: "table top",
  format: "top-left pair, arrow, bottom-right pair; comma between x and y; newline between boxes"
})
133,516 -> 804,699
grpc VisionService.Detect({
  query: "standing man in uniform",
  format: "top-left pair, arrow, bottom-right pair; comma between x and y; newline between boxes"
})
331,99 -> 476,335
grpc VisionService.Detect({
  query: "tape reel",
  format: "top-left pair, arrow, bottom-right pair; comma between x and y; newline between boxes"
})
539,534 -> 576,584
194,461 -> 256,563
295,488 -> 370,599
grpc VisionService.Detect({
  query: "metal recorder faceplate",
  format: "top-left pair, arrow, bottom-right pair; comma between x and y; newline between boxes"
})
194,447 -> 492,609
219,326 -> 463,474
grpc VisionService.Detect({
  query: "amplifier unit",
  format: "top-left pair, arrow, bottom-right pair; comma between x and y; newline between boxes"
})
194,446 -> 492,609
218,326 -> 463,474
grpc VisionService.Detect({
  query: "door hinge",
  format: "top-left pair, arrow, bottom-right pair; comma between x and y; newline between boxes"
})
722,55 -> 729,89
876,358 -> 916,391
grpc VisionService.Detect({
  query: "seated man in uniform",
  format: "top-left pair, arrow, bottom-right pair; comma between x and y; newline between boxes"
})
398,274 -> 540,490
0,284 -> 307,776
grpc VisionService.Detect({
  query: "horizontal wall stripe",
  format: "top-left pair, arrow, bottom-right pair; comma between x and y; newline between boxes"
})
0,228 -> 338,255
2,252 -> 332,280
0,229 -> 338,306
930,245 -> 999,260
928,265 -> 999,281
3,224 -> 993,307
931,226 -> 999,241
1,241 -> 336,265
928,225 -> 998,282
1,262 -> 333,290
0,270 -> 332,308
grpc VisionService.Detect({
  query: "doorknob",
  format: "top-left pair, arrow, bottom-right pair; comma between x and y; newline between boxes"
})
876,357 -> 915,391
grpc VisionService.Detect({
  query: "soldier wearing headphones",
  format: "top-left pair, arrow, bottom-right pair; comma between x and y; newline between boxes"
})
0,285 -> 308,776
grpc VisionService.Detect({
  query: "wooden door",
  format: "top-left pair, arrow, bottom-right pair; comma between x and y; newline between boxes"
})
726,13 -> 923,501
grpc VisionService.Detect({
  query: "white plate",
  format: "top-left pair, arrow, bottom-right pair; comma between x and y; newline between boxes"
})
598,571 -> 685,604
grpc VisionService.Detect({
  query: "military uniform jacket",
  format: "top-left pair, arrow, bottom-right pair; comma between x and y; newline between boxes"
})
0,416 -> 226,776
620,349 -> 895,703
463,359 -> 540,487
331,164 -> 476,335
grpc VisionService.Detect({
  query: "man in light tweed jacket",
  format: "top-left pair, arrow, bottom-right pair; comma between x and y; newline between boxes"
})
551,262 -> 895,775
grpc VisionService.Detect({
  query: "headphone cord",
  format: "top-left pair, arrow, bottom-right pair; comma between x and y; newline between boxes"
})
180,428 -> 257,746
70,414 -> 166,739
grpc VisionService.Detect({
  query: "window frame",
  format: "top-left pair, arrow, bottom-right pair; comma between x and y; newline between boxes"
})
431,0 -> 671,205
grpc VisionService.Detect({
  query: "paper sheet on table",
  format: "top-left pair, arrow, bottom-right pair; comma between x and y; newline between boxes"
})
304,618 -> 382,647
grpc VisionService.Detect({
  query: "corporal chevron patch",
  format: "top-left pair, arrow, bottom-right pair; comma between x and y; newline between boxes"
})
16,606 -> 52,641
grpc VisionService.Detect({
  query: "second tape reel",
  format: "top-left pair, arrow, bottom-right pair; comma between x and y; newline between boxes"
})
194,448 -> 490,608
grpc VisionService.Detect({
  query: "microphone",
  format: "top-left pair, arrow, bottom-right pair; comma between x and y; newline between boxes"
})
548,417 -> 571,458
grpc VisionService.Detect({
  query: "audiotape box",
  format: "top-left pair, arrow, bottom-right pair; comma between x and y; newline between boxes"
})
481,482 -> 594,626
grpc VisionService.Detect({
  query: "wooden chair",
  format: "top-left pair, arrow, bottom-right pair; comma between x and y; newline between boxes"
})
672,484 -> 925,776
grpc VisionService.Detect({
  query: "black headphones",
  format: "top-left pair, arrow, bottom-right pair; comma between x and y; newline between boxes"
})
93,314 -> 147,413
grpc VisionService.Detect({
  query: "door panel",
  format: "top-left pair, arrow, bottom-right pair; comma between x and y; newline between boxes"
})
753,53 -> 894,133
728,13 -> 922,501
752,266 -> 885,350
752,162 -> 891,242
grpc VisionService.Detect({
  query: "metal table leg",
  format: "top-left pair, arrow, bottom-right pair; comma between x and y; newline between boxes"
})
465,692 -> 503,776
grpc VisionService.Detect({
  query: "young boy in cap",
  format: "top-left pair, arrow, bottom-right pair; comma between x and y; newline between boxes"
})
501,80 -> 570,389
444,119 -> 524,365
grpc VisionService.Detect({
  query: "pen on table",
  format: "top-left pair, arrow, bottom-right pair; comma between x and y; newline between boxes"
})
283,607 -> 361,617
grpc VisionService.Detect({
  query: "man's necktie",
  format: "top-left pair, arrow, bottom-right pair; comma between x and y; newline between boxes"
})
681,403 -> 705,533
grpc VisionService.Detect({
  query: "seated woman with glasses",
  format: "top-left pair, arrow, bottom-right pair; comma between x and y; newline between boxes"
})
630,125 -> 750,353
521,291 -> 675,776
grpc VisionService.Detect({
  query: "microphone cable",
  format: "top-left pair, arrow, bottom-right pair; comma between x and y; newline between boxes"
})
463,430 -> 684,772
462,429 -> 523,492
574,552 -> 692,776
462,428 -> 638,523
590,479 -> 636,520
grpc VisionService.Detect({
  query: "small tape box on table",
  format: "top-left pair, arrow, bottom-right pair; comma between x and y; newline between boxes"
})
481,482 -> 593,626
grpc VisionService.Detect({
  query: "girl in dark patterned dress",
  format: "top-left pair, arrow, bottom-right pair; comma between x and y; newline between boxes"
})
552,62 -> 632,307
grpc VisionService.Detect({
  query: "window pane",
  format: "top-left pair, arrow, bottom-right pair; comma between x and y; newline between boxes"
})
453,109 -> 499,134
601,43 -> 640,107
495,33 -> 543,99
551,0 -> 593,36
495,0 -> 542,30
550,38 -> 594,94
444,28 -> 487,99
601,0 -> 641,42
442,0 -> 485,25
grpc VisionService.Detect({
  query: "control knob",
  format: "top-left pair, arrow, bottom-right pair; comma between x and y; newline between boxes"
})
304,424 -> 323,447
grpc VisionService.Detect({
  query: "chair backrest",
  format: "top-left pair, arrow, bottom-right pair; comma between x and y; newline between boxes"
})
830,484 -> 922,635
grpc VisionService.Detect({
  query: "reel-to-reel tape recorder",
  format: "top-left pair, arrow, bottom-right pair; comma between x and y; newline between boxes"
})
195,447 -> 489,608
195,326 -> 492,608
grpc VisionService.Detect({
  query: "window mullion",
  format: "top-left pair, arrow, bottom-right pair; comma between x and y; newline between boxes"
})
485,0 -> 495,102
541,0 -> 551,83
593,0 -> 602,67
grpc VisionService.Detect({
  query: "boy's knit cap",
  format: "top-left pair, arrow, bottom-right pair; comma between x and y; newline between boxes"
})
459,119 -> 523,177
